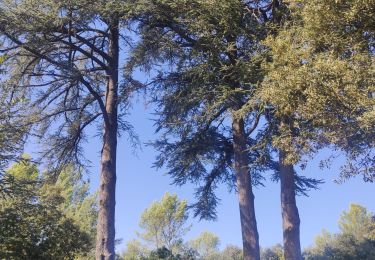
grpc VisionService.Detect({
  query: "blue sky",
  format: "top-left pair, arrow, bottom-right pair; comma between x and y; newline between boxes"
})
79,97 -> 375,253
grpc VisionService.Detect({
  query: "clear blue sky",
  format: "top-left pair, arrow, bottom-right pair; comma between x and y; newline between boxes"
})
78,97 -> 375,253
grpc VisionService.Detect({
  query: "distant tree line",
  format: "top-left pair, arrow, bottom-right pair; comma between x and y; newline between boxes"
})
119,194 -> 375,260
0,160 -> 374,259
119,193 -> 244,260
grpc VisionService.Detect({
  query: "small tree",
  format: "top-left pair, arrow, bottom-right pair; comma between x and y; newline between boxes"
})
189,231 -> 220,260
219,245 -> 243,260
260,244 -> 284,260
303,204 -> 375,260
41,164 -> 98,258
0,159 -> 96,259
121,239 -> 150,260
138,192 -> 190,254
339,204 -> 375,241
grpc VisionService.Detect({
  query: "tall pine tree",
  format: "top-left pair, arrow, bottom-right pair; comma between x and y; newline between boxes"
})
258,0 -> 374,258
129,1 -> 283,259
0,1 -> 137,258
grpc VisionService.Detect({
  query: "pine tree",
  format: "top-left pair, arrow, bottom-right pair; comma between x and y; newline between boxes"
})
260,0 -> 374,182
129,1 -> 284,259
257,0 -> 375,258
138,193 -> 190,254
0,1 -> 137,258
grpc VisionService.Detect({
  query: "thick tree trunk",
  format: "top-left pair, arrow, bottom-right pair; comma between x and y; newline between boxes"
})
96,20 -> 119,260
232,116 -> 260,260
279,150 -> 302,260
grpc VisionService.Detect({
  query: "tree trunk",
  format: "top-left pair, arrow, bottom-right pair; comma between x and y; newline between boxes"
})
279,150 -> 302,260
232,116 -> 260,260
96,20 -> 119,260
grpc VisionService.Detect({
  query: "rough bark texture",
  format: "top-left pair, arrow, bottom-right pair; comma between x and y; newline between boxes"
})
232,116 -> 260,260
279,150 -> 302,260
96,20 -> 119,260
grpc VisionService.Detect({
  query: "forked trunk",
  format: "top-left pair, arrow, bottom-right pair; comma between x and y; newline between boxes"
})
279,150 -> 302,260
96,20 -> 119,260
232,116 -> 260,260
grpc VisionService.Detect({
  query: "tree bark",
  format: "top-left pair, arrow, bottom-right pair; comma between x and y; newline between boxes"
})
232,116 -> 260,260
96,19 -> 119,260
279,150 -> 302,260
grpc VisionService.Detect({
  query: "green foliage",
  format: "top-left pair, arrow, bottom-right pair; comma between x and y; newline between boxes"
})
338,204 -> 375,240
121,196 -> 243,260
0,155 -> 38,202
41,165 -> 98,241
303,204 -> 375,259
0,73 -> 29,194
5,155 -> 38,182
0,0 -> 136,170
0,1 -> 138,256
0,201 -> 91,259
260,244 -> 284,260
0,159 -> 97,259
121,239 -> 150,260
259,0 -> 375,180
131,0 -> 278,220
189,231 -> 220,260
148,247 -> 178,260
218,245 -> 243,260
121,233 -> 243,260
120,241 -> 197,260
138,192 -> 190,253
